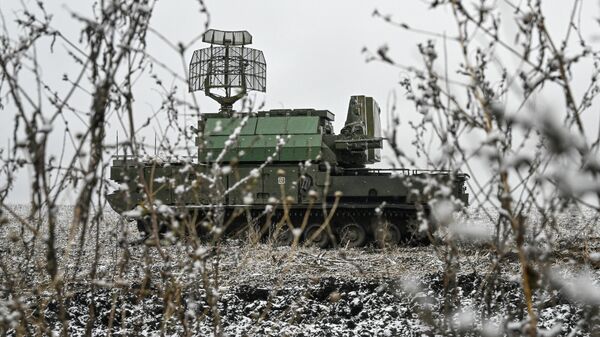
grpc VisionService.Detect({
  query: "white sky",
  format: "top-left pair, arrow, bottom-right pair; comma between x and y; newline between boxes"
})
1,0 -> 598,204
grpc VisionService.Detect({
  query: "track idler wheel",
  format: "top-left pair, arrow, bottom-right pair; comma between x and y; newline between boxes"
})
374,222 -> 401,248
304,224 -> 330,248
136,216 -> 168,238
339,223 -> 367,248
137,218 -> 151,237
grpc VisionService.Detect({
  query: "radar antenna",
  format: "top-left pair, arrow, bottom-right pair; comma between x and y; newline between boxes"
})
189,29 -> 266,114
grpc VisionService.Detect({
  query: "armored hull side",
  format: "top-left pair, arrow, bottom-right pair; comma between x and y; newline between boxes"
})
107,158 -> 468,247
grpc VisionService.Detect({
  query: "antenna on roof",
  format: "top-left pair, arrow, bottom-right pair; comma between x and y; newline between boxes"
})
188,29 -> 266,114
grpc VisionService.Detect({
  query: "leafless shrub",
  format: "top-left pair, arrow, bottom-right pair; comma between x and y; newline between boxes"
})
368,0 -> 600,335
1,1 -> 600,336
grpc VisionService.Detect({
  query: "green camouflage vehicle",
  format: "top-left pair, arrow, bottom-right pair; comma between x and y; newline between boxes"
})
106,30 -> 468,247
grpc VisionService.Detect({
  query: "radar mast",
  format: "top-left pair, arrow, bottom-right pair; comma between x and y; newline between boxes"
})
189,29 -> 266,114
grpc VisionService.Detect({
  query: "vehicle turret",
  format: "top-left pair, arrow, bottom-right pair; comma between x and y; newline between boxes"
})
196,95 -> 383,170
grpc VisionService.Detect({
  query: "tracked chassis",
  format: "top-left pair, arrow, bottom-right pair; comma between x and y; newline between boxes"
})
107,158 -> 468,247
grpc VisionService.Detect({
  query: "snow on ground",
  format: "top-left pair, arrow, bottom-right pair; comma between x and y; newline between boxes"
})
0,204 -> 599,336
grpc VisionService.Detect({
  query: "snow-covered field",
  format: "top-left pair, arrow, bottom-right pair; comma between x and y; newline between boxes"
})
1,204 -> 599,336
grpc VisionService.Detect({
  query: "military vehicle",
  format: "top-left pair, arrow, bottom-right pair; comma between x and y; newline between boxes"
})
107,29 -> 469,247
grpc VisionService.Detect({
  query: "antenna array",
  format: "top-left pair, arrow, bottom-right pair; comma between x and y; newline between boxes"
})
189,29 -> 266,113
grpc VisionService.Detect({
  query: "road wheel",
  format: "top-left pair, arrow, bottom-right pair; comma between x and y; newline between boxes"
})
406,217 -> 432,246
374,221 -> 401,248
304,224 -> 330,248
273,226 -> 294,246
339,223 -> 367,248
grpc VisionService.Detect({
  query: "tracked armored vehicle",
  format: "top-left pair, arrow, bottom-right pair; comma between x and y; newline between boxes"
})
107,29 -> 468,247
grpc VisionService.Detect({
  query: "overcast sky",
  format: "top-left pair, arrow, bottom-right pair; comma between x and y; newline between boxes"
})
1,0 -> 598,204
